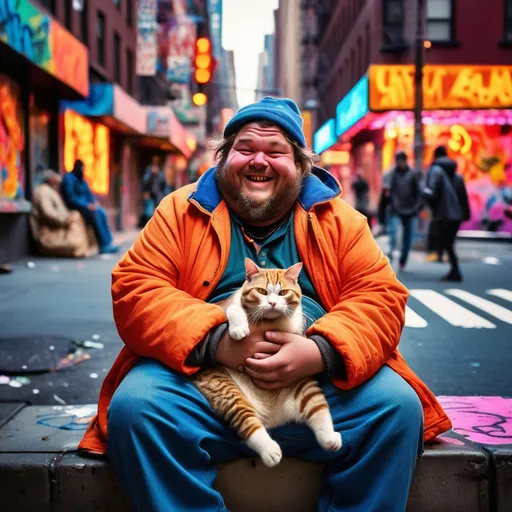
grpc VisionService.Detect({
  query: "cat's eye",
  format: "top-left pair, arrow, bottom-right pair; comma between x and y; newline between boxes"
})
279,290 -> 288,296
256,288 -> 268,295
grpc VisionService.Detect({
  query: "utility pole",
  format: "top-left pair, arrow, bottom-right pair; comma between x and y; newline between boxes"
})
414,0 -> 425,173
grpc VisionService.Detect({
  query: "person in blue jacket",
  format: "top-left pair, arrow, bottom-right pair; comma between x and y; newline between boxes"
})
61,160 -> 120,254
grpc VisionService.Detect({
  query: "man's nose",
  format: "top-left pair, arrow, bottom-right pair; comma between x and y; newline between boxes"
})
251,152 -> 268,168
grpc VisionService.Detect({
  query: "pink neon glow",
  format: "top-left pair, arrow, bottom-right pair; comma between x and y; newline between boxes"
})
368,109 -> 512,130
438,396 -> 512,446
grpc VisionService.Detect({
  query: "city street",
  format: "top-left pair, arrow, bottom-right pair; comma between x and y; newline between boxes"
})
0,237 -> 511,407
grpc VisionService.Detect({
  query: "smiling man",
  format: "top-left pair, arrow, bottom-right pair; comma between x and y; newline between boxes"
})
80,97 -> 451,511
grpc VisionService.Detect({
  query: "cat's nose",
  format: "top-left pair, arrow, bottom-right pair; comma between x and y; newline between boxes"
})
269,301 -> 276,308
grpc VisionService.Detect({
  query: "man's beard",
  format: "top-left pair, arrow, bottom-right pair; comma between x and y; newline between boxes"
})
215,165 -> 304,223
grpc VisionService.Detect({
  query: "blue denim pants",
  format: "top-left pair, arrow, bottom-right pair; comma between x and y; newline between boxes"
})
388,214 -> 417,266
107,360 -> 423,512
83,207 -> 112,249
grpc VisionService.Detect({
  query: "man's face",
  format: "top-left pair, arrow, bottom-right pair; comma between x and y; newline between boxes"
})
396,157 -> 407,170
50,176 -> 62,190
216,122 -> 303,225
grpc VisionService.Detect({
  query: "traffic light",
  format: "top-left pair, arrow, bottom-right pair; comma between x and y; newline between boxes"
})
192,37 -> 215,105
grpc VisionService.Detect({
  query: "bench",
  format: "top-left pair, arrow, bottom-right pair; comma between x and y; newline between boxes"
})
0,396 -> 511,512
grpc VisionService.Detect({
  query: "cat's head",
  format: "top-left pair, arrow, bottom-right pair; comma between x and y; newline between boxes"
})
241,258 -> 302,320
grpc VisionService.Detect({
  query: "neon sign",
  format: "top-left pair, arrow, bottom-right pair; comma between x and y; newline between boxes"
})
63,110 -> 110,195
313,119 -> 336,154
336,75 -> 369,137
369,65 -> 512,111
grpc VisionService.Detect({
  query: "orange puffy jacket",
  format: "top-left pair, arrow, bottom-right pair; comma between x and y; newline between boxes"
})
79,168 -> 451,455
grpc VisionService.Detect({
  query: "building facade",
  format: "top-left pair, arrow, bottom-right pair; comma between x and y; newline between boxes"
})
0,0 -> 219,261
311,0 -> 512,235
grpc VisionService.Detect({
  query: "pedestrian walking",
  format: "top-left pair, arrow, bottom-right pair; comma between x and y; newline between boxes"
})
351,171 -> 371,227
423,146 -> 470,281
61,160 -> 120,255
384,151 -> 423,271
79,97 -> 451,512
139,156 -> 166,227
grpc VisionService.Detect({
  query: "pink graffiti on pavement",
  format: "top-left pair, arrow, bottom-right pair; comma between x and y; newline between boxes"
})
438,396 -> 512,446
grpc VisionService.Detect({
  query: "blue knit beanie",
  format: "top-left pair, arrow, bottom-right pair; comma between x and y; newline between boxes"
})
224,96 -> 306,147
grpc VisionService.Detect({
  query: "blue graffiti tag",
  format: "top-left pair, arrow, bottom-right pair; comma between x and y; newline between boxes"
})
0,0 -> 50,65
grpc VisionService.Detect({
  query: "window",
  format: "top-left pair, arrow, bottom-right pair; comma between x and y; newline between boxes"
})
127,0 -> 133,27
382,0 -> 407,50
505,0 -> 512,41
97,11 -> 105,66
126,48 -> 134,95
426,0 -> 453,41
114,33 -> 121,84
64,1 -> 72,30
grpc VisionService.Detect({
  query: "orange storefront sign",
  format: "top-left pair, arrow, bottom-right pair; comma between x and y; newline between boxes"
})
64,110 -> 110,195
51,22 -> 89,97
369,65 -> 512,111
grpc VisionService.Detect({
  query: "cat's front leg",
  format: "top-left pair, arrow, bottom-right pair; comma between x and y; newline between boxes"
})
226,302 -> 250,340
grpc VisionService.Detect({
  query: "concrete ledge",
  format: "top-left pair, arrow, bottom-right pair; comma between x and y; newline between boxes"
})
0,402 -> 511,511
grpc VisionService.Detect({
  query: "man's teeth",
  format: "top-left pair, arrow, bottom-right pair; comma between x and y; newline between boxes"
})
247,176 -> 271,182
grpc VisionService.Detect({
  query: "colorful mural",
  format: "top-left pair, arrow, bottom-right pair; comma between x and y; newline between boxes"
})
382,120 -> 512,234
0,75 -> 24,200
0,0 -> 88,96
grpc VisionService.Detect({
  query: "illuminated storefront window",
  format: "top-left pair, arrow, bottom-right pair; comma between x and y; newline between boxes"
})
0,75 -> 25,201
63,110 -> 110,195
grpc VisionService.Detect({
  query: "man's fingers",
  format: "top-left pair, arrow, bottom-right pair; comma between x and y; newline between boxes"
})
254,342 -> 281,354
265,331 -> 295,344
252,353 -> 272,360
245,353 -> 287,372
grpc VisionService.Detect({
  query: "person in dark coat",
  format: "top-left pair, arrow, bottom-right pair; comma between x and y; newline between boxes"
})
351,172 -> 371,227
139,156 -> 167,227
423,146 -> 470,281
384,152 -> 423,271
61,160 -> 120,255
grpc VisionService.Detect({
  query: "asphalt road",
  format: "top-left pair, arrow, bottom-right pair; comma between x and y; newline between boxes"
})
0,238 -> 510,407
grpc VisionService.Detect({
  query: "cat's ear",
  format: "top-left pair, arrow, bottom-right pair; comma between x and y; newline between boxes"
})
284,262 -> 302,284
244,258 -> 260,280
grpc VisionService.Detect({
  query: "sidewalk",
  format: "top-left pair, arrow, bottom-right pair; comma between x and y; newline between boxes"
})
0,231 -> 138,406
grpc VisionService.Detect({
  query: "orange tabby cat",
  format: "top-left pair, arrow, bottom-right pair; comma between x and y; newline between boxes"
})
194,258 -> 342,467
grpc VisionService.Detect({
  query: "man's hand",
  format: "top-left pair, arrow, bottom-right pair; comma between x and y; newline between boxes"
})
243,332 -> 325,390
215,329 -> 281,372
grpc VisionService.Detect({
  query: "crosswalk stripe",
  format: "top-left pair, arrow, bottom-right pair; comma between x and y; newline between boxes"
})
409,290 -> 496,329
487,289 -> 512,303
405,306 -> 428,328
445,289 -> 512,325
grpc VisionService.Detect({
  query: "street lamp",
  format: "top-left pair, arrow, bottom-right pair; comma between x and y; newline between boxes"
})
414,0 -> 425,173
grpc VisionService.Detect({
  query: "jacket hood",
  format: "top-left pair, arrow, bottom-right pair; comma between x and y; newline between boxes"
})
435,156 -> 457,177
189,165 -> 342,214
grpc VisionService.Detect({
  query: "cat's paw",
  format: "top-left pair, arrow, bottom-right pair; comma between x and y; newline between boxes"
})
229,324 -> 250,340
259,439 -> 283,468
317,430 -> 342,452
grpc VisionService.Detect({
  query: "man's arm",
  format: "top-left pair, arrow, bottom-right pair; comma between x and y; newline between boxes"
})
112,196 -> 226,375
306,217 -> 409,390
61,175 -> 92,211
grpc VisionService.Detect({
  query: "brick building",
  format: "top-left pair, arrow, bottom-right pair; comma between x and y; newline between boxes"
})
0,0 -> 212,261
308,0 -> 512,235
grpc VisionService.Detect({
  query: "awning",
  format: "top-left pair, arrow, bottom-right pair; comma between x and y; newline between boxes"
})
60,83 -> 146,134
144,106 -> 197,158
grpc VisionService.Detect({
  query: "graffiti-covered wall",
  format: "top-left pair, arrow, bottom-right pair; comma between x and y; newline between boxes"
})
0,75 -> 25,200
